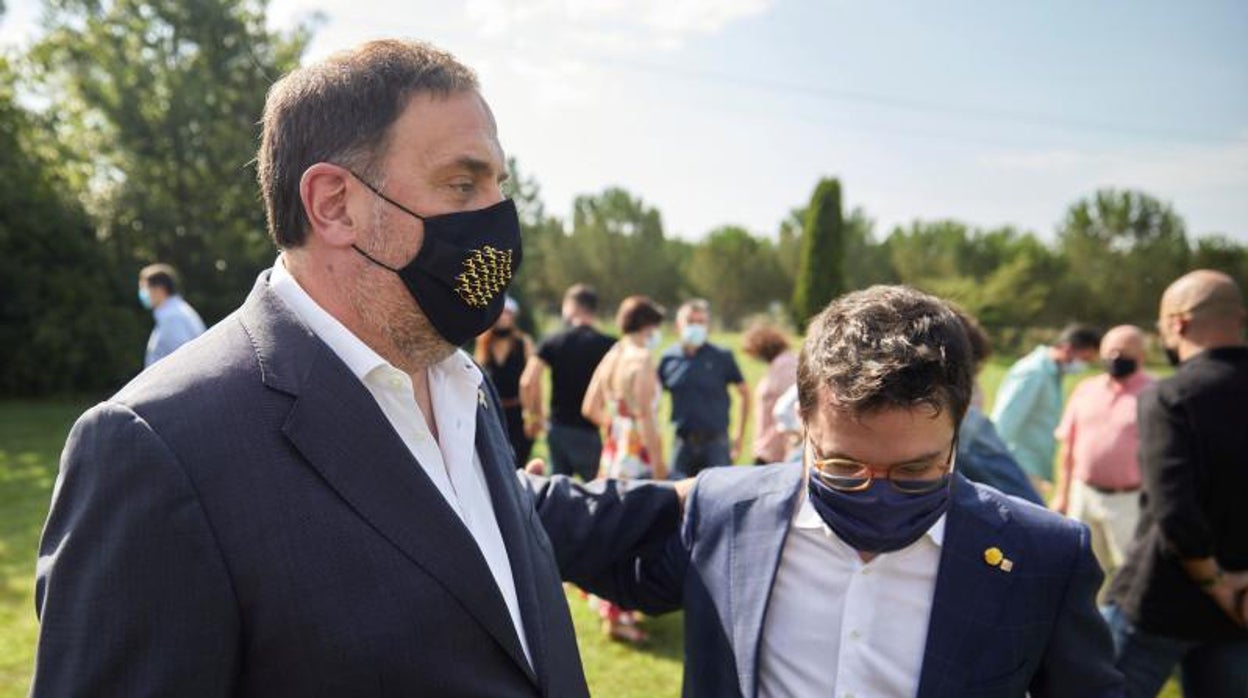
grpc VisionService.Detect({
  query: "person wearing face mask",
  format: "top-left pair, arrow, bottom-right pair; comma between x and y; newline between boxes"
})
476,296 -> 535,464
1104,270 -> 1248,697
580,295 -> 668,643
33,40 -> 686,697
990,323 -> 1102,497
1050,325 -> 1153,582
520,284 -> 617,481
658,299 -> 751,478
137,263 -> 206,367
577,286 -> 1122,697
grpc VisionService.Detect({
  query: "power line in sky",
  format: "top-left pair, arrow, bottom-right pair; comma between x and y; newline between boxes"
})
592,55 -> 1245,146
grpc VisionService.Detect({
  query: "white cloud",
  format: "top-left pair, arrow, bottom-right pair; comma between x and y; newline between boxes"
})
465,0 -> 774,48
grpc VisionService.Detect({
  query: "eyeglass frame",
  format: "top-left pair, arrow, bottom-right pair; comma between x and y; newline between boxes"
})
806,434 -> 958,494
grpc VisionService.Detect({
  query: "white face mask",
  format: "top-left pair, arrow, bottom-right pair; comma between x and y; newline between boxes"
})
646,330 -> 662,350
681,323 -> 708,347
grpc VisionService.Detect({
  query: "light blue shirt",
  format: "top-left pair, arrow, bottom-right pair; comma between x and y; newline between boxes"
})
145,294 -> 206,367
989,345 -> 1063,481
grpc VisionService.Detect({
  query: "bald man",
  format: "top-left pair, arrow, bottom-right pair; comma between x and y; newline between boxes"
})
1105,270 -> 1248,697
1052,325 -> 1153,579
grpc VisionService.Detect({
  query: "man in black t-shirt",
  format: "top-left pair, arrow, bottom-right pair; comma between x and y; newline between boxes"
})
521,284 -> 616,480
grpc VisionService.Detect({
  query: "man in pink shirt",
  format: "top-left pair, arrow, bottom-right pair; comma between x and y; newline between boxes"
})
1052,325 -> 1154,577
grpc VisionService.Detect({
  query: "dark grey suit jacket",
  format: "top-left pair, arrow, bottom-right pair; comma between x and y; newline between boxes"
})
33,271 -> 678,696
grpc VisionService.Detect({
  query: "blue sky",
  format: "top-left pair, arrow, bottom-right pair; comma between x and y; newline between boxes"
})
3,0 -> 1246,242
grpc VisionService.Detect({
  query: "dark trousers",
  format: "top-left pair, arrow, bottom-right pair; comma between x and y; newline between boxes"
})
1104,604 -> 1248,697
547,422 -> 602,481
669,431 -> 731,479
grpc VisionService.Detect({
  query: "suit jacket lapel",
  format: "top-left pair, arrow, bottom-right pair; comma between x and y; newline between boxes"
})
730,464 -> 805,698
916,476 -> 1016,698
474,393 -> 546,687
242,276 -> 536,688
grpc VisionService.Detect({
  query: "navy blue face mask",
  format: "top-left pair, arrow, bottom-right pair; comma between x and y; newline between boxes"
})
806,445 -> 954,554
345,170 -> 522,347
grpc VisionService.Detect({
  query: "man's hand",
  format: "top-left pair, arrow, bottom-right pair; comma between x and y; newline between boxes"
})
523,414 -> 544,439
524,459 -> 546,476
730,437 -> 744,463
674,477 -> 696,511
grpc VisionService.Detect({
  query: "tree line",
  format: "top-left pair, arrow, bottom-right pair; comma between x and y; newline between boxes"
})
1,0 -> 1244,396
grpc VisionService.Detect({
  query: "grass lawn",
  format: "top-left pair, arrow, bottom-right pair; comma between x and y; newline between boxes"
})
0,339 -> 1179,696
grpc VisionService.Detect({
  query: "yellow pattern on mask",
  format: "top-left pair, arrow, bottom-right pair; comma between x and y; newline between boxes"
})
454,246 -> 513,308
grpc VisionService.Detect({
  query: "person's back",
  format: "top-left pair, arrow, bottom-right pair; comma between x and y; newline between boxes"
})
545,324 -> 615,429
524,284 -> 616,480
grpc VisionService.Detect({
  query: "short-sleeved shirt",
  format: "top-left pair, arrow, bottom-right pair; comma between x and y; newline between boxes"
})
990,345 -> 1063,481
1055,371 -> 1153,491
537,324 -> 616,430
658,342 -> 745,435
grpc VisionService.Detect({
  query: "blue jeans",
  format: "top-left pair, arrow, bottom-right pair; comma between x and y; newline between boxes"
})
1103,604 -> 1248,697
670,431 -> 731,479
546,422 -> 602,481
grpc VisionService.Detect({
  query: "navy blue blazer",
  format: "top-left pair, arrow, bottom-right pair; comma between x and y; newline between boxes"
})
34,271 -> 679,696
586,462 -> 1124,698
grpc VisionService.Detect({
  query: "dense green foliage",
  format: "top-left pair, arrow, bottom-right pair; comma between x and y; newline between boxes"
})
2,0 -> 1244,396
791,178 -> 847,332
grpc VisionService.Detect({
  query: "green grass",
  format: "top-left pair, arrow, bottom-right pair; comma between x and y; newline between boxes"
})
0,345 -> 1180,696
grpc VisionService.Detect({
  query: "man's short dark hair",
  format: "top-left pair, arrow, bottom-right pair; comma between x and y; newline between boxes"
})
257,39 -> 479,249
616,295 -> 665,334
139,263 -> 180,295
564,283 -> 598,313
1056,324 -> 1102,352
797,285 -> 973,426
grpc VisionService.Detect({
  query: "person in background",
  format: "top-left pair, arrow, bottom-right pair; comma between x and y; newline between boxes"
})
771,384 -> 803,463
741,324 -> 798,465
951,306 -> 1044,505
581,295 -> 668,643
476,296 -> 535,464
658,299 -> 750,478
1105,270 -> 1248,696
521,284 -> 617,480
990,323 -> 1102,496
1051,325 -> 1152,580
138,263 -> 206,367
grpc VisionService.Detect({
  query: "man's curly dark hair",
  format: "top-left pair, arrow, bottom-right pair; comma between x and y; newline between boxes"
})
797,285 -> 973,426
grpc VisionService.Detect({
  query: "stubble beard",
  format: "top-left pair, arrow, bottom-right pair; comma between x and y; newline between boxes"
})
349,207 -> 456,373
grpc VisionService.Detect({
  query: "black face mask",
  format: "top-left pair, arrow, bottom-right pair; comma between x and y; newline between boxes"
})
1104,357 -> 1138,379
491,326 -> 513,338
346,171 -> 522,347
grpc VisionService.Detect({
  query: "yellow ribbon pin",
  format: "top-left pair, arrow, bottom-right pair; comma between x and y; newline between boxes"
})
478,389 -> 489,410
984,547 -> 1004,567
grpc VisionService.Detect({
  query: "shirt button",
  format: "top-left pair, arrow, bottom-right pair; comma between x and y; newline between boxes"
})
844,692 -> 855,698
850,630 -> 861,640
861,568 -> 871,575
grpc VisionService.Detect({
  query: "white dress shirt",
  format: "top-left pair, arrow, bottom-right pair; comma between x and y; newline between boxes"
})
757,493 -> 945,698
268,258 -> 532,667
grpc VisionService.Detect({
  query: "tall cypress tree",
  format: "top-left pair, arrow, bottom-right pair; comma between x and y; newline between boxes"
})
790,177 -> 846,331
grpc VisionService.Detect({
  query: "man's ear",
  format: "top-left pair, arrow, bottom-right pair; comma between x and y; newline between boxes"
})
300,163 -> 363,248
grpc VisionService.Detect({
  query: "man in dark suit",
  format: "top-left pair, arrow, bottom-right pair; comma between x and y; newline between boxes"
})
33,39 -> 678,696
1105,269 -> 1248,697
576,286 -> 1123,697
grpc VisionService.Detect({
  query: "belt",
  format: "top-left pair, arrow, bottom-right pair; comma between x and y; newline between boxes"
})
676,430 -> 724,445
1087,483 -> 1140,495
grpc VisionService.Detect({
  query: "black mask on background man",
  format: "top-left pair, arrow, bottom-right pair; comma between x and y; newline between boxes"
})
1104,357 -> 1138,379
